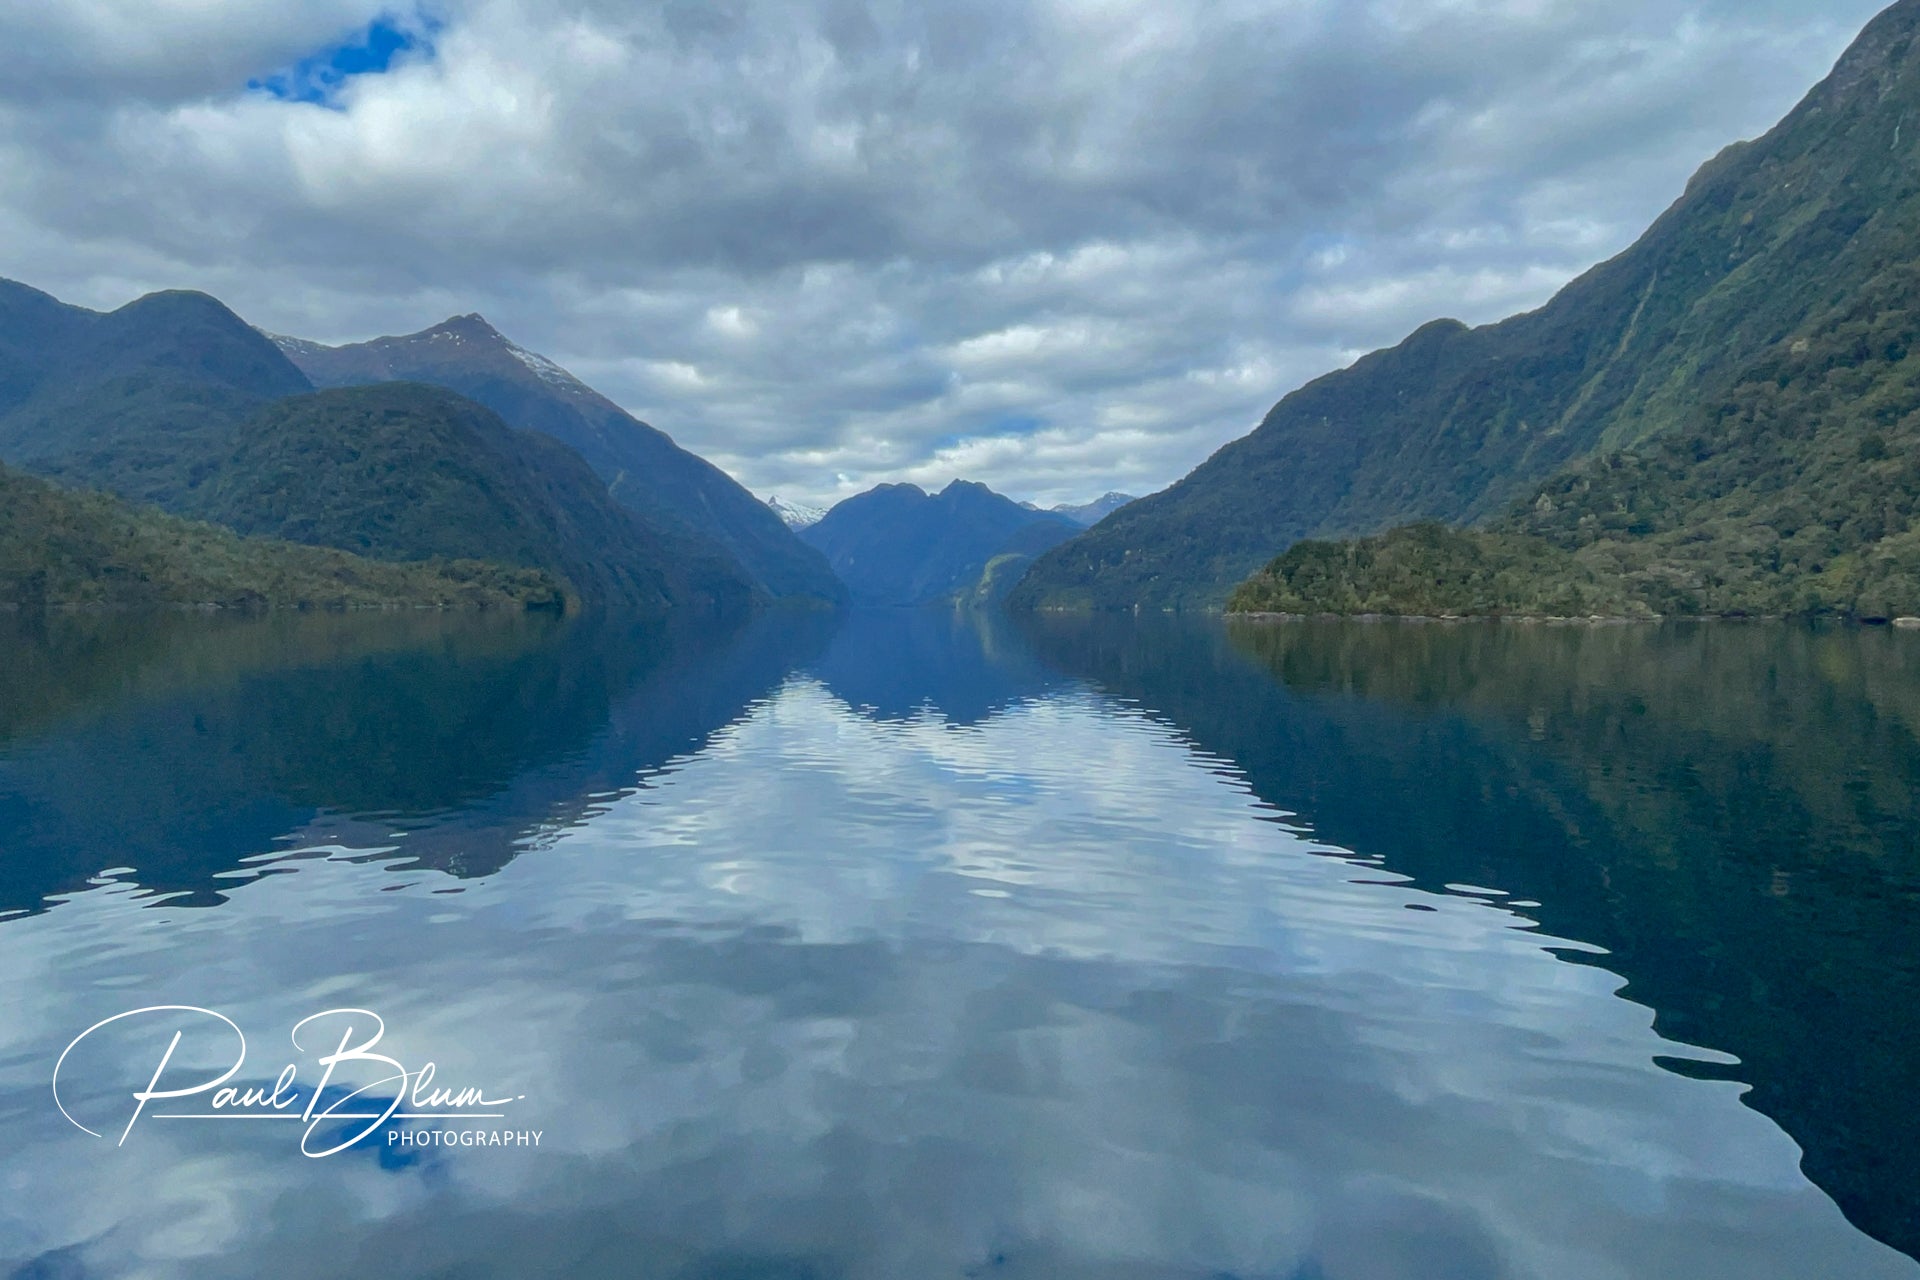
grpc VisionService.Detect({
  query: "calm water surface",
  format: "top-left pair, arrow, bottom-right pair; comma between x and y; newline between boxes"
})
0,608 -> 1915,1278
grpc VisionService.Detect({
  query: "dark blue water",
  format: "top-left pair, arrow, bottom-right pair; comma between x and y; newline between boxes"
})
0,608 -> 1915,1278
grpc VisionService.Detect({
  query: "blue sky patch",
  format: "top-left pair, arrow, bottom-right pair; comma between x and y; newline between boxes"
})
985,415 -> 1044,438
248,14 -> 440,107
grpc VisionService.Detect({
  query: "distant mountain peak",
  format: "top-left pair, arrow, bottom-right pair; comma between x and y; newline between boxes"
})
423,315 -> 589,393
273,312 -> 596,399
428,312 -> 500,336
802,478 -> 1080,606
1050,492 -> 1138,526
265,312 -> 845,604
262,331 -> 330,361
765,494 -> 827,529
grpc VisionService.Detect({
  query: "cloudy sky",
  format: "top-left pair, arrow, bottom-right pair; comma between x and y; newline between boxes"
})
0,0 -> 1892,508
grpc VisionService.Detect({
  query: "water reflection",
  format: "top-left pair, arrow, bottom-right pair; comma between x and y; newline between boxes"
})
1020,613 -> 1920,1259
0,609 -> 1914,1277
0,609 -> 835,913
807,608 -> 1063,726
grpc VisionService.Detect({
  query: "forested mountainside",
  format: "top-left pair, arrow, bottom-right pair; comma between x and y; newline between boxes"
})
1014,0 -> 1920,612
0,280 -> 762,615
0,462 -> 560,611
277,316 -> 845,606
190,384 -> 755,615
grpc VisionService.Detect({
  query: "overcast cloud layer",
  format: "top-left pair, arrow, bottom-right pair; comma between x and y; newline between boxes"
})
0,0 -> 1892,507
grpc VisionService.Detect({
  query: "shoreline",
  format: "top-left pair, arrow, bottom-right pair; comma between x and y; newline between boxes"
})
1227,611 -> 1920,628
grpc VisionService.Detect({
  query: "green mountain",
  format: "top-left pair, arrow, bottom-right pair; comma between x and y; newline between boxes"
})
186,383 -> 755,614
273,316 -> 846,606
801,481 -> 1080,607
0,462 -> 559,611
0,279 -> 765,615
1014,0 -> 1920,612
0,283 -> 313,507
1231,260 -> 1920,619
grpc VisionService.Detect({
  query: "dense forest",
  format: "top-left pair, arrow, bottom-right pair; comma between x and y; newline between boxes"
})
1232,256 -> 1920,619
0,462 -> 561,611
0,281 -> 784,615
280,315 -> 845,606
1015,0 -> 1920,615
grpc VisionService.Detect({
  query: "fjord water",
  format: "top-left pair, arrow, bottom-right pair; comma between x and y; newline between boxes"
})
0,610 -> 1915,1278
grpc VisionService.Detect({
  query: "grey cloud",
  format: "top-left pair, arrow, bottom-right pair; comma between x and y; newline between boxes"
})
0,0 -> 1893,506
0,2 -> 394,104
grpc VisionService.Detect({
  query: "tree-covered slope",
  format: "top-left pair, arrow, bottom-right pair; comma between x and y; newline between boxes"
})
0,279 -> 97,417
1015,0 -> 1920,611
0,462 -> 558,611
1228,524 -> 1643,620
0,283 -> 313,507
1232,242 -> 1920,620
801,481 -> 1079,607
276,316 -> 845,606
0,281 -> 765,616
187,384 -> 756,615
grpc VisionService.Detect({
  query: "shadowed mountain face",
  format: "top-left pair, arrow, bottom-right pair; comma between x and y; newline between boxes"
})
0,280 -> 764,614
182,383 -> 755,614
802,480 -> 1079,607
0,281 -> 313,506
1013,0 -> 1920,611
276,316 -> 846,607
1015,612 -> 1920,1257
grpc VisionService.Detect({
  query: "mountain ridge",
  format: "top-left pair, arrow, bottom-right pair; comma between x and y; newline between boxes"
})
1050,493 -> 1138,527
0,284 -> 314,508
1230,246 -> 1920,620
275,317 -> 846,606
187,383 -> 754,615
0,278 -> 760,617
1012,0 -> 1920,611
802,480 -> 1079,607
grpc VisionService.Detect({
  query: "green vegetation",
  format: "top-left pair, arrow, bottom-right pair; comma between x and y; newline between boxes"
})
0,280 -> 773,617
281,314 -> 845,606
1017,611 -> 1920,1254
967,551 -> 1046,608
1228,523 -> 1644,618
1232,252 -> 1920,620
1015,0 -> 1920,611
185,383 -> 749,613
0,462 -> 561,611
0,287 -> 312,508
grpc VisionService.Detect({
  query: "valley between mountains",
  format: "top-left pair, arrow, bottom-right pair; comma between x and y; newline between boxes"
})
11,1 -> 1920,622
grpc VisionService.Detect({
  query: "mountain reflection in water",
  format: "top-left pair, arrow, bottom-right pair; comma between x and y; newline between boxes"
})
0,608 -> 1913,1277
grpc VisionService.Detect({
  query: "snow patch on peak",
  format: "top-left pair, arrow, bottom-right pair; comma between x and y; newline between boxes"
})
261,329 -> 330,359
502,337 -> 589,392
766,495 -> 827,529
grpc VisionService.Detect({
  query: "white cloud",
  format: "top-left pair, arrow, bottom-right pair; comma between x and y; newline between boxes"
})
0,0 -> 1893,506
